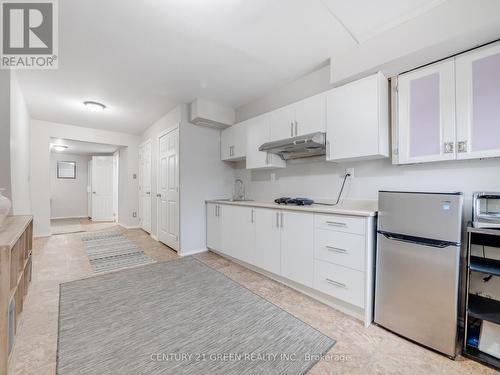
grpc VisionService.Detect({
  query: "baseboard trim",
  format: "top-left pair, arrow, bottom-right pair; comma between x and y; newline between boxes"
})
180,248 -> 208,257
34,233 -> 51,238
50,216 -> 87,220
151,234 -> 159,241
118,224 -> 141,230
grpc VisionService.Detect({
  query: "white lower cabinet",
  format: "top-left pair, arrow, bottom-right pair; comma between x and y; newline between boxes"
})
220,204 -> 255,264
254,208 -> 282,275
207,202 -> 375,326
280,211 -> 314,287
206,203 -> 221,250
314,260 -> 365,308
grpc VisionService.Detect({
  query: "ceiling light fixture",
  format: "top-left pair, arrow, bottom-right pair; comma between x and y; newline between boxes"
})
51,144 -> 68,152
83,101 -> 106,113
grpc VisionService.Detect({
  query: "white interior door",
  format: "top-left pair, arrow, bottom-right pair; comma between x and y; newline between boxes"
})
139,141 -> 152,232
87,160 -> 92,218
91,156 -> 114,221
158,129 -> 179,251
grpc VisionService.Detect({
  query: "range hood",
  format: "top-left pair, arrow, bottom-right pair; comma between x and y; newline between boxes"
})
259,132 -> 326,160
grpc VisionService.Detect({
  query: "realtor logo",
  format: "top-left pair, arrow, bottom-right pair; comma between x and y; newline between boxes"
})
1,0 -> 58,69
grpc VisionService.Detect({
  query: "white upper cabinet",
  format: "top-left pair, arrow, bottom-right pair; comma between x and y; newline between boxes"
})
269,94 -> 326,142
269,106 -> 296,141
245,114 -> 286,170
456,42 -> 500,160
395,59 -> 456,164
295,94 -> 327,136
326,72 -> 389,162
221,121 -> 247,161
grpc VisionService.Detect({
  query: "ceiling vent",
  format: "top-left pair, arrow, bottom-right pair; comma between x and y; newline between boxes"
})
190,98 -> 235,129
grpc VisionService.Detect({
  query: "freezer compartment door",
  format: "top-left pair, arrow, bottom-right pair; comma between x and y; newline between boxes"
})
378,191 -> 463,243
375,233 -> 460,357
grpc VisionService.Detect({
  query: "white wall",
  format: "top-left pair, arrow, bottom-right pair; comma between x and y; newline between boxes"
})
31,119 -> 140,236
0,71 -> 11,204
178,104 -> 234,254
50,153 -> 90,219
140,104 -> 234,254
10,72 -> 31,215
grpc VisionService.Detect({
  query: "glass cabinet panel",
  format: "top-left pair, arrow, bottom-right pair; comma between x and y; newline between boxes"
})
409,73 -> 441,158
471,52 -> 500,152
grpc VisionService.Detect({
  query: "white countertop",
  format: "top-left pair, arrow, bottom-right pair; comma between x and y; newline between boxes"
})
205,199 -> 378,217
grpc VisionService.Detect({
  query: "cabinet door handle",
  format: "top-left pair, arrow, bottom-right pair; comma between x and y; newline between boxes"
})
265,152 -> 269,164
290,123 -> 294,137
276,212 -> 279,228
458,141 -> 468,153
443,142 -> 454,154
280,212 -> 284,228
326,221 -> 347,227
216,205 -> 219,217
251,209 -> 254,223
326,246 -> 348,254
326,278 -> 347,289
295,121 -> 298,136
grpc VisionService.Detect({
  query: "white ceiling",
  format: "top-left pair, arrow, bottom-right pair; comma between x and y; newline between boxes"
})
50,138 -> 119,155
16,0 -> 489,134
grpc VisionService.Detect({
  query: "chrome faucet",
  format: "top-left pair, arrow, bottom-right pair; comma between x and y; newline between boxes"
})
233,179 -> 245,201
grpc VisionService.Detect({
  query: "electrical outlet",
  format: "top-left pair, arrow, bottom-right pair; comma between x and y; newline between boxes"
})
132,211 -> 137,218
133,173 -> 137,179
270,172 -> 276,183
345,168 -> 354,177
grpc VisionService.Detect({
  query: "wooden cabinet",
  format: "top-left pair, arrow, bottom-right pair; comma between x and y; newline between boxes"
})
221,121 -> 247,161
0,216 -> 33,375
281,211 -> 314,287
269,94 -> 326,142
220,204 -> 255,264
206,203 -> 221,250
245,114 -> 286,170
395,59 -> 456,164
456,42 -> 500,160
326,72 -> 389,162
254,208 -> 281,275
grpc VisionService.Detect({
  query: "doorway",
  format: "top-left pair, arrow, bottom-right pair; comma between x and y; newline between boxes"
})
49,138 -> 120,235
138,139 -> 152,233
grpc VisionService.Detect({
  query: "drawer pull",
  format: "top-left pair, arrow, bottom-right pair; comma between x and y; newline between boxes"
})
326,246 -> 348,254
325,278 -> 347,289
326,221 -> 347,227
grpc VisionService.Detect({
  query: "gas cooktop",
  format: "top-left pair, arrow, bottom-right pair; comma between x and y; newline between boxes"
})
274,197 -> 314,206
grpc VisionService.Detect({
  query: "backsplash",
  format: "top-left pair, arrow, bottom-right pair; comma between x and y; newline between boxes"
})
233,156 -> 500,222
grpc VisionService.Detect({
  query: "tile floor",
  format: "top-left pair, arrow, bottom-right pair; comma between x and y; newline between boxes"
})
8,226 -> 495,375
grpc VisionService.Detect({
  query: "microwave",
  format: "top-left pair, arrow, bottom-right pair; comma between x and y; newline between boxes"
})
472,192 -> 500,228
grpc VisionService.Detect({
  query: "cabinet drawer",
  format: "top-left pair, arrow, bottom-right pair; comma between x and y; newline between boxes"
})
314,260 -> 365,308
314,214 -> 365,235
314,230 -> 365,271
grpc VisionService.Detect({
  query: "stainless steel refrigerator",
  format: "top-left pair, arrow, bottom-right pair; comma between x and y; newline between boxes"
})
375,191 -> 463,357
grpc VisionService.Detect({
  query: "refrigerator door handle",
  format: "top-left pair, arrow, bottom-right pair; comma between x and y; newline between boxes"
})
378,231 -> 459,249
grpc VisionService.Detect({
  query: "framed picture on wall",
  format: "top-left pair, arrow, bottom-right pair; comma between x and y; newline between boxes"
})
57,161 -> 76,179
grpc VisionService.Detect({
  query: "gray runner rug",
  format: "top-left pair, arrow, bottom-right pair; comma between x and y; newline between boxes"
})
81,230 -> 154,273
57,257 -> 335,375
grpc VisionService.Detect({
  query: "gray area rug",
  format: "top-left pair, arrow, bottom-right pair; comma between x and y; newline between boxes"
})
81,230 -> 154,273
57,257 -> 335,375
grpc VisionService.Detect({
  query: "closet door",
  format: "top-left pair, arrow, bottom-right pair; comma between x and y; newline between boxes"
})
397,59 -> 456,164
456,42 -> 500,159
91,156 -> 114,221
